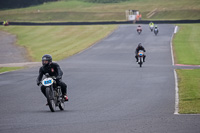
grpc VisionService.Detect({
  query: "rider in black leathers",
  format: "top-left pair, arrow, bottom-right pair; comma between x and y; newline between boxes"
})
37,54 -> 68,102
135,43 -> 146,62
154,25 -> 159,33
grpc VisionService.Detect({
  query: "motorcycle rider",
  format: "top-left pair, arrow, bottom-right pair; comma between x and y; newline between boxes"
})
149,22 -> 154,31
154,25 -> 159,31
154,25 -> 159,35
137,25 -> 142,31
37,54 -> 68,104
135,43 -> 146,62
149,22 -> 154,27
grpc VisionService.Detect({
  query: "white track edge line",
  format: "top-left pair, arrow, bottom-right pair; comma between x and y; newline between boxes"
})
171,26 -> 179,114
171,26 -> 176,66
174,69 -> 179,114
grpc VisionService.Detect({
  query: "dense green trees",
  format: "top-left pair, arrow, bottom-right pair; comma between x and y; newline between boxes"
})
0,0 -> 59,9
0,0 -> 130,9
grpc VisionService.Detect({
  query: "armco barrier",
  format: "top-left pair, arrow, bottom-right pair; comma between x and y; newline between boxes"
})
136,19 -> 200,24
2,19 -> 200,26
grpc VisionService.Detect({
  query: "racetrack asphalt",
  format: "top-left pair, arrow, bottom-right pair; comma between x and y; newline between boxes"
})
0,24 -> 200,133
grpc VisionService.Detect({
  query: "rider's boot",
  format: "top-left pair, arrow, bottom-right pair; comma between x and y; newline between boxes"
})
63,95 -> 69,101
135,56 -> 138,62
143,56 -> 146,62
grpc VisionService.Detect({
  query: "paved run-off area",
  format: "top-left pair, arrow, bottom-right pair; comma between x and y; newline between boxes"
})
0,31 -> 30,64
0,30 -> 41,67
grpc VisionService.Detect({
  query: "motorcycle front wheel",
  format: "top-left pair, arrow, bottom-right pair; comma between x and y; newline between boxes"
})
139,57 -> 143,67
139,62 -> 142,67
46,87 -> 56,112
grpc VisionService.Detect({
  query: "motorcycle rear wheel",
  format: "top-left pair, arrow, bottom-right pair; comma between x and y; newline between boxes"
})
59,100 -> 65,111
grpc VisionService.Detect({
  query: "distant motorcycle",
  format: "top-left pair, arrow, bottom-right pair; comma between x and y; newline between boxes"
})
137,29 -> 142,35
137,50 -> 144,67
41,73 -> 65,112
154,28 -> 159,35
149,25 -> 154,32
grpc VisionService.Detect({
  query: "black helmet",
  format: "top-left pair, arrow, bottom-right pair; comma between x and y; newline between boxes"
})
42,54 -> 52,66
138,43 -> 142,47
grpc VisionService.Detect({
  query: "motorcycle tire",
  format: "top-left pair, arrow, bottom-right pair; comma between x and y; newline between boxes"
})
139,57 -> 143,67
139,62 -> 142,67
46,87 -> 56,112
58,100 -> 65,111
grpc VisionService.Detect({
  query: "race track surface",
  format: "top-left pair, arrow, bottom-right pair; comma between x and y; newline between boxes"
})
0,25 -> 200,133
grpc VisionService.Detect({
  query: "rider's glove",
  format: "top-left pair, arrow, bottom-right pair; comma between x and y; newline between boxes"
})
37,81 -> 40,86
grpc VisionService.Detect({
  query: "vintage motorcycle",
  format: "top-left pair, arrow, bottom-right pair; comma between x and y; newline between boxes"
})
41,73 -> 65,112
137,50 -> 144,67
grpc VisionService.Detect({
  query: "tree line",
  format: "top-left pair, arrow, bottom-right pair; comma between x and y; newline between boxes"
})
0,0 -> 130,9
0,0 -> 59,9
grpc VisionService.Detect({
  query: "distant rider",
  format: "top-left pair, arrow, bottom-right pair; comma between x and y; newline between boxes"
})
154,25 -> 159,32
37,54 -> 68,105
137,25 -> 142,32
149,22 -> 154,27
149,22 -> 154,31
135,43 -> 146,62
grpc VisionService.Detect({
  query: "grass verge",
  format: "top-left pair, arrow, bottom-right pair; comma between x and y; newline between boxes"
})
176,69 -> 200,114
0,67 -> 24,73
173,24 -> 200,114
0,25 -> 117,61
173,24 -> 200,65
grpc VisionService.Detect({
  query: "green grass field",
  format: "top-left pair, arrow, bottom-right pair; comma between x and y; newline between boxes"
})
0,0 -> 199,22
173,24 -> 200,114
0,25 -> 117,61
173,24 -> 200,65
176,69 -> 200,114
0,67 -> 23,73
